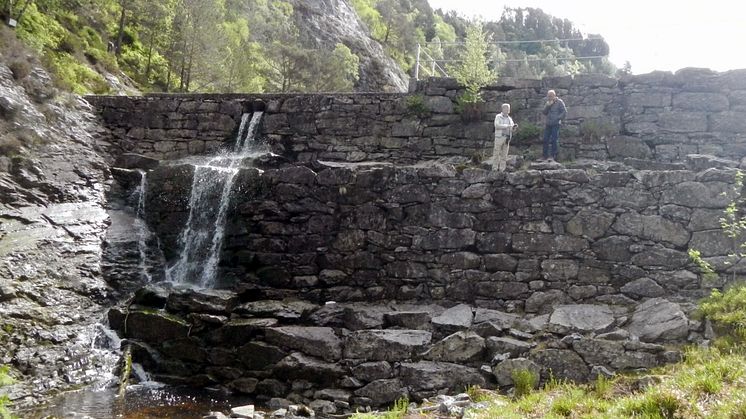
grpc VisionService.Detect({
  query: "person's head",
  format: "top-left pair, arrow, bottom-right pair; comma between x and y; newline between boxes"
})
501,103 -> 510,115
547,90 -> 557,100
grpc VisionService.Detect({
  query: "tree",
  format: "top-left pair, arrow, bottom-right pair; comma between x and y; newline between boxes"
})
448,21 -> 496,104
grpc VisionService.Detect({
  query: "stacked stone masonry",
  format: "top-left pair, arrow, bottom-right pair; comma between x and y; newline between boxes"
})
144,162 -> 735,310
108,285 -> 687,411
87,68 -> 746,164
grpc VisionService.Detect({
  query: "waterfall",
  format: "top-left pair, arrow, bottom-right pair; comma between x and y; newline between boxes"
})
238,111 -> 264,153
167,111 -> 264,288
134,170 -> 152,282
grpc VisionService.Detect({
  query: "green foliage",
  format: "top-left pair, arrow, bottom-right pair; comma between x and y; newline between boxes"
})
511,368 -> 538,398
513,121 -> 542,142
580,118 -> 617,141
550,387 -> 585,417
617,389 -> 681,419
448,21 -> 496,104
405,94 -> 430,116
593,374 -> 613,399
0,365 -> 14,419
350,397 -> 409,419
465,384 -> 489,402
699,285 -> 746,345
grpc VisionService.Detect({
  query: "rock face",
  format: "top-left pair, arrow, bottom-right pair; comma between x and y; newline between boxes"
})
289,0 -> 408,92
0,62 -> 115,408
549,305 -> 615,333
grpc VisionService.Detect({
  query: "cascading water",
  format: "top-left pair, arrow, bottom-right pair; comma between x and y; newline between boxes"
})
133,170 -> 152,282
166,111 -> 264,288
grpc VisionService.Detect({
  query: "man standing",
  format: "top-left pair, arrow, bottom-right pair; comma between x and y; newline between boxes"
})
493,103 -> 516,172
541,89 -> 566,162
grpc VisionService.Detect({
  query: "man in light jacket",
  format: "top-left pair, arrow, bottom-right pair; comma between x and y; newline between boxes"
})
541,89 -> 566,162
493,103 -> 516,171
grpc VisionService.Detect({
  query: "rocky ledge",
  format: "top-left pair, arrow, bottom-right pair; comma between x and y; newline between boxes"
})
109,285 -> 695,413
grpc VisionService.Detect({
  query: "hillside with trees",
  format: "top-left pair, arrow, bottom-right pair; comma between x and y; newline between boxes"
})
0,0 -> 613,94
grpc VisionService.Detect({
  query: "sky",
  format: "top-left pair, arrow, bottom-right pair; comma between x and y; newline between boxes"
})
427,0 -> 746,74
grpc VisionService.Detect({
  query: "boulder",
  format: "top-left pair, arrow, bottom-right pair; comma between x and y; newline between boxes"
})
166,288 -> 238,315
423,331 -> 485,363
352,361 -> 394,381
124,310 -> 189,343
399,361 -> 485,392
237,342 -> 288,371
548,304 -> 615,333
530,349 -> 589,382
486,336 -> 533,358
620,278 -> 665,298
354,379 -> 408,405
344,330 -> 432,360
265,326 -> 342,361
431,304 -> 473,333
492,358 -> 541,387
384,311 -> 431,329
473,308 -> 519,328
275,353 -> 345,386
627,298 -> 689,342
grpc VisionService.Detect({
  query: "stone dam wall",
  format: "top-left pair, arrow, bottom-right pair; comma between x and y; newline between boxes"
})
109,160 -> 734,410
144,162 -> 734,309
92,69 -> 746,411
88,67 -> 746,165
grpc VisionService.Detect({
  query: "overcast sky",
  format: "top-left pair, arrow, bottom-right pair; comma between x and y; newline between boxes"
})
428,0 -> 746,74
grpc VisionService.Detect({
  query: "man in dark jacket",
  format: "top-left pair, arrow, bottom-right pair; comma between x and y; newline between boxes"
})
541,89 -> 566,162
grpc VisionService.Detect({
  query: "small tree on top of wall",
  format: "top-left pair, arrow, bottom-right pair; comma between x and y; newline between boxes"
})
448,21 -> 496,120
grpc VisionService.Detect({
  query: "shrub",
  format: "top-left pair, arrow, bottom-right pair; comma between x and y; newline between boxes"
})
512,368 -> 538,398
580,118 -> 616,141
698,284 -> 746,346
0,136 -> 23,156
8,60 -> 31,80
405,94 -> 430,117
513,122 -> 541,142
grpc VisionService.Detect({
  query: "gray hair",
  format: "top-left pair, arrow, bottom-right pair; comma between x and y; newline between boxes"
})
501,103 -> 510,110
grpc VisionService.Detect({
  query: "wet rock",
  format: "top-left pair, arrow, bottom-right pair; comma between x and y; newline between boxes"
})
627,298 -> 689,342
207,318 -> 279,347
344,330 -> 431,361
265,326 -> 342,361
113,153 -> 160,170
166,288 -> 238,315
124,310 -> 189,343
229,377 -> 259,394
132,284 -> 170,308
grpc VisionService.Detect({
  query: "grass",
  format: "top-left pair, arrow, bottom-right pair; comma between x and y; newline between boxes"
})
465,346 -> 746,419
512,368 -> 539,398
352,397 -> 409,419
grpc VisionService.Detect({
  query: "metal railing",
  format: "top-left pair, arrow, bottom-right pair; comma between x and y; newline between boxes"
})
413,39 -> 609,80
